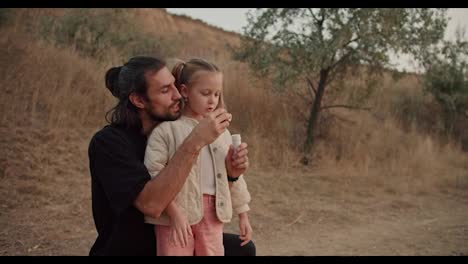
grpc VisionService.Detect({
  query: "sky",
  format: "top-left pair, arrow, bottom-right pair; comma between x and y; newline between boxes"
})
166,8 -> 468,72
166,8 -> 251,34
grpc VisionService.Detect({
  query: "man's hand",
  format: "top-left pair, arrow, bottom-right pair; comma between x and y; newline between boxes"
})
225,142 -> 249,179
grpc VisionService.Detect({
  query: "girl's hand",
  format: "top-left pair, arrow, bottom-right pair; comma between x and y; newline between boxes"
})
169,209 -> 193,247
191,108 -> 232,148
225,142 -> 249,179
238,212 -> 253,246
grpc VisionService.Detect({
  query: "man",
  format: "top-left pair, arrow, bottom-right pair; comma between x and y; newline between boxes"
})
88,56 -> 254,256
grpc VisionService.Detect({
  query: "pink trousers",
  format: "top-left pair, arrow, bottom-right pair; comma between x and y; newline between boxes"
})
156,194 -> 224,256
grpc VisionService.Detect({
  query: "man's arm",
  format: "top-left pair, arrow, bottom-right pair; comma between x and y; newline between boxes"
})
135,134 -> 201,218
134,108 -> 232,218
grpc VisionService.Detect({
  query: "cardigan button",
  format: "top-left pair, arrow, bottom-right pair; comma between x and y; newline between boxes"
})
217,173 -> 222,179
213,147 -> 217,152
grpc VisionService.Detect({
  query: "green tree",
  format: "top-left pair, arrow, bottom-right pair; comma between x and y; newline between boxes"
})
420,29 -> 468,136
232,8 -> 448,164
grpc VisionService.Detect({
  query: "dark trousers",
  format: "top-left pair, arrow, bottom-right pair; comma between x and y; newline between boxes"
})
223,233 -> 256,256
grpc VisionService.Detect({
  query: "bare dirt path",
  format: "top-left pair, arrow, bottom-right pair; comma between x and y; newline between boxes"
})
1,126 -> 467,255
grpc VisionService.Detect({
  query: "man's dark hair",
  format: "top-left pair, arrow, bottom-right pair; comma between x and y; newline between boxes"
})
104,56 -> 166,130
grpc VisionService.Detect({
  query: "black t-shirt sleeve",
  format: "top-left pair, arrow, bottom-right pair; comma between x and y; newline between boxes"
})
89,129 -> 151,215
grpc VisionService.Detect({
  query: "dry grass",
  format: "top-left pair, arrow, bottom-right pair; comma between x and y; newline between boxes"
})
0,28 -> 114,130
0,125 -> 95,255
320,114 -> 468,193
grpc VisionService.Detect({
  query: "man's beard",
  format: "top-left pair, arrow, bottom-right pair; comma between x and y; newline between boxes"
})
147,101 -> 181,123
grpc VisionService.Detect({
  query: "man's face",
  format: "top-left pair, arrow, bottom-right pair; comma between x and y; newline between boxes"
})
144,67 -> 182,122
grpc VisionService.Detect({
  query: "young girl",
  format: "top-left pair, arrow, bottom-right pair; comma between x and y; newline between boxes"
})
143,58 -> 252,256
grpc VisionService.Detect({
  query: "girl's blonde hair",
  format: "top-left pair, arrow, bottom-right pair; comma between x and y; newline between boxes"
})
172,58 -> 225,110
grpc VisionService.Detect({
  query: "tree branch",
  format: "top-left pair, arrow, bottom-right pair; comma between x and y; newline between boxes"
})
321,104 -> 372,111
292,86 -> 313,106
329,112 -> 357,125
305,77 -> 317,96
315,9 -> 325,45
343,36 -> 360,49
329,50 -> 354,71
308,8 -> 318,23
325,70 -> 338,87
319,9 -> 326,27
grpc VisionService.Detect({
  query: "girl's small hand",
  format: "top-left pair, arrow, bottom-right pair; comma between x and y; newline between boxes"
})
226,143 -> 249,179
193,108 -> 232,147
238,212 -> 253,246
169,210 -> 193,247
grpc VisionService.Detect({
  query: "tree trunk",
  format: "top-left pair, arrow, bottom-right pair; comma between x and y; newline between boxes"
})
301,69 -> 329,165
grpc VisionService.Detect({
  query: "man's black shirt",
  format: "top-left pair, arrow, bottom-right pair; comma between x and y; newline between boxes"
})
88,125 -> 155,256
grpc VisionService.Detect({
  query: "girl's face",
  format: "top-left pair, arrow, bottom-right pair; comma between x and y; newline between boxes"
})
181,71 -> 223,120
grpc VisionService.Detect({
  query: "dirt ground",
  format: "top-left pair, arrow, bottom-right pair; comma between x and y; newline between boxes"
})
1,125 -> 467,256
